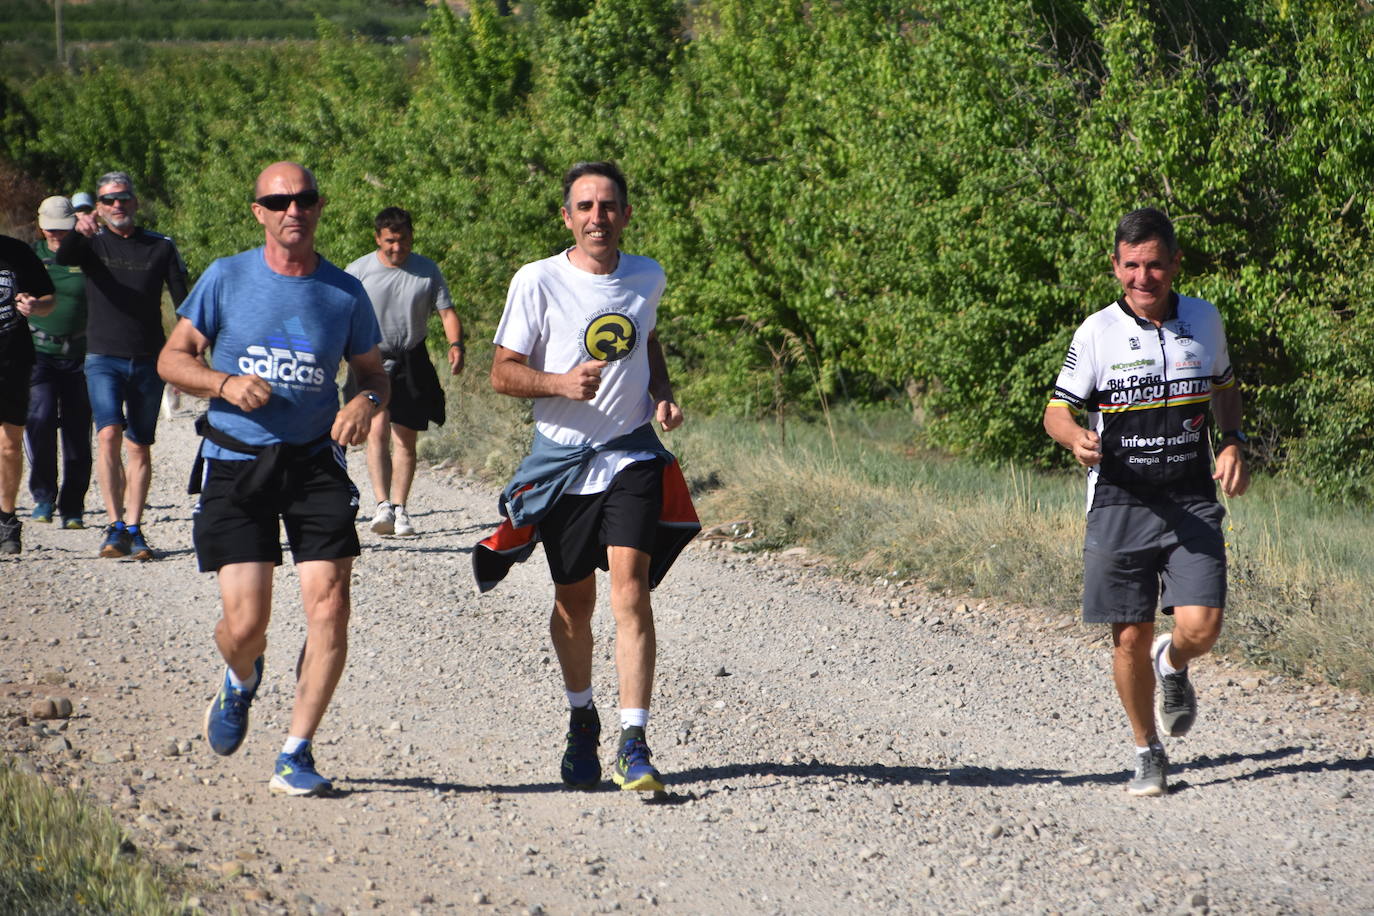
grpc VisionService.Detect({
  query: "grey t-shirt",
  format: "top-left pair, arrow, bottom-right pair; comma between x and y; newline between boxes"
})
344,251 -> 454,355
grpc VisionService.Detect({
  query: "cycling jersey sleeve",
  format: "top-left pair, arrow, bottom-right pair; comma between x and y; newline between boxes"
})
1049,326 -> 1097,412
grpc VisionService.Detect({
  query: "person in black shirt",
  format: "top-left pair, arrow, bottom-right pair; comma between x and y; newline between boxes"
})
57,171 -> 188,560
0,234 -> 57,555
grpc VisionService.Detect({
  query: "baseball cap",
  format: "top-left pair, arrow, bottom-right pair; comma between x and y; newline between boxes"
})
71,191 -> 95,212
38,196 -> 77,230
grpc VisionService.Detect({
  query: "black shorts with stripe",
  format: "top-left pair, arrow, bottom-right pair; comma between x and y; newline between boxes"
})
192,446 -> 361,572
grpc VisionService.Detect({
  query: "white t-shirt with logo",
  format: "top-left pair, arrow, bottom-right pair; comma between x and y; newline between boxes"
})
494,249 -> 665,494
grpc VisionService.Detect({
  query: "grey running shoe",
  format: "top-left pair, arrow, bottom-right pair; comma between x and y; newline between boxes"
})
1128,744 -> 1168,797
1153,633 -> 1197,737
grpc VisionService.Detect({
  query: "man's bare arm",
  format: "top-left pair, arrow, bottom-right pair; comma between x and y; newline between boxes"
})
158,317 -> 271,412
15,292 -> 55,319
646,330 -> 683,431
1044,404 -> 1102,467
490,345 -> 605,401
440,308 -> 465,375
1210,383 -> 1249,497
333,347 -> 390,446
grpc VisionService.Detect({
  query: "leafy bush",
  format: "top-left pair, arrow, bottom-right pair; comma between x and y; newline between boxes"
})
5,0 -> 1373,497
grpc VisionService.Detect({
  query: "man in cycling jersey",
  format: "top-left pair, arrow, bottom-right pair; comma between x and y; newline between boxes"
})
1044,207 -> 1249,797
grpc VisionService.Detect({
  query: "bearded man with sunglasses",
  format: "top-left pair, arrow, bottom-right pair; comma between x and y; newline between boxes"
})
159,161 -> 388,797
57,171 -> 189,561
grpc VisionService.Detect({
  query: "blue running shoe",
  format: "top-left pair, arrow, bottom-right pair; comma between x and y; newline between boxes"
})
269,746 -> 333,797
612,736 -> 664,792
99,524 -> 131,558
31,502 -> 54,523
127,525 -> 156,561
560,706 -> 602,790
203,657 -> 263,756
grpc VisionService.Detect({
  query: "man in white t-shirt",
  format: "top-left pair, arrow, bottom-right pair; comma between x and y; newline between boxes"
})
346,208 -> 464,537
491,161 -> 684,793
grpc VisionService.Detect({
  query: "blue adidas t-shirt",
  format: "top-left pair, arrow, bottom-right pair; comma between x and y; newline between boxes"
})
177,247 -> 381,460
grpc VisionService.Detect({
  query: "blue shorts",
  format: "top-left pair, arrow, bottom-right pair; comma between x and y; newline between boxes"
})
84,354 -> 163,445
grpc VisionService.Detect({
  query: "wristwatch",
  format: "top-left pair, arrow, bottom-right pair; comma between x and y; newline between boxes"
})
1220,429 -> 1248,445
362,391 -> 382,411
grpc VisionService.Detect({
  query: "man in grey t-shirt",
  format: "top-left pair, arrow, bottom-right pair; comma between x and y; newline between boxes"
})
345,207 -> 464,537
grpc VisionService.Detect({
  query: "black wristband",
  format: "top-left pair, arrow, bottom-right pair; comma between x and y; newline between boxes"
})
449,341 -> 465,350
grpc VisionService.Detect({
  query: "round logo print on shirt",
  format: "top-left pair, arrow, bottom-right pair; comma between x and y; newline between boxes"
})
583,311 -> 638,362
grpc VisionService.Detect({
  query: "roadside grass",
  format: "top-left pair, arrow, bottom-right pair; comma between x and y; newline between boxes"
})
429,378 -> 1374,693
0,762 -> 182,915
416,354 -> 531,486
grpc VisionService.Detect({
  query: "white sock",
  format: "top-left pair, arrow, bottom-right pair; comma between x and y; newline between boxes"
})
566,687 -> 594,709
227,665 -> 259,692
620,708 -> 649,730
282,736 -> 309,755
1157,638 -> 1184,676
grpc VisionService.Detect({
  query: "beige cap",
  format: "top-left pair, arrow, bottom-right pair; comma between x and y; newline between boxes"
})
38,196 -> 77,230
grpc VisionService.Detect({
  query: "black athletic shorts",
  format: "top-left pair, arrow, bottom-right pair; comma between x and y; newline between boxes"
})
1082,499 -> 1227,624
386,358 -> 444,432
192,446 -> 361,572
0,332 -> 35,426
537,458 -> 663,585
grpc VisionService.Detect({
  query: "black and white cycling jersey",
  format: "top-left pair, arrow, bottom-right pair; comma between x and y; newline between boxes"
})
1050,293 -> 1236,511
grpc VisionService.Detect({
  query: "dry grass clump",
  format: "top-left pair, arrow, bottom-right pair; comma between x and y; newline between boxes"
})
425,389 -> 1374,694
0,763 -> 182,914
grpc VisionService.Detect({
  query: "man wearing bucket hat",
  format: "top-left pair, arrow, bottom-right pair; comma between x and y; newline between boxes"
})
27,196 -> 93,530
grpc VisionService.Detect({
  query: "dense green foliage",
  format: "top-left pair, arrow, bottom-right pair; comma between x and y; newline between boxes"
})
4,0 -> 1373,497
0,0 -> 428,43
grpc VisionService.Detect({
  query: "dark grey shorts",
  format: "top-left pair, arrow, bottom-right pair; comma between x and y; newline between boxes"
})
1082,500 -> 1227,624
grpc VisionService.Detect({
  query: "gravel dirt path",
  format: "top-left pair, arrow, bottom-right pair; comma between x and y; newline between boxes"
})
2,403 -> 1372,915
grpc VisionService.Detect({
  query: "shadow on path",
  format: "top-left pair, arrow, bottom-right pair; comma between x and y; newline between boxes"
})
334,745 -> 1338,799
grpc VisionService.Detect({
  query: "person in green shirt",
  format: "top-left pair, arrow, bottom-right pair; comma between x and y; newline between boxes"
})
27,196 -> 92,528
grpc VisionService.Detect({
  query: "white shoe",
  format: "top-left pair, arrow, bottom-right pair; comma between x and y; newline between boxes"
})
393,505 -> 415,537
369,501 -> 394,535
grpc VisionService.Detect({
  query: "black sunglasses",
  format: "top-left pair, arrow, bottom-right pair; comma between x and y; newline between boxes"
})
254,190 -> 320,211
97,192 -> 133,204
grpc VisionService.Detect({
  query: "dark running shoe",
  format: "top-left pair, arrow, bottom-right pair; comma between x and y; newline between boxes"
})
31,502 -> 54,523
0,515 -> 21,555
1153,633 -> 1198,737
99,524 -> 131,558
203,657 -> 263,756
1127,744 -> 1169,797
612,736 -> 664,792
127,525 -> 156,561
561,706 -> 602,790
